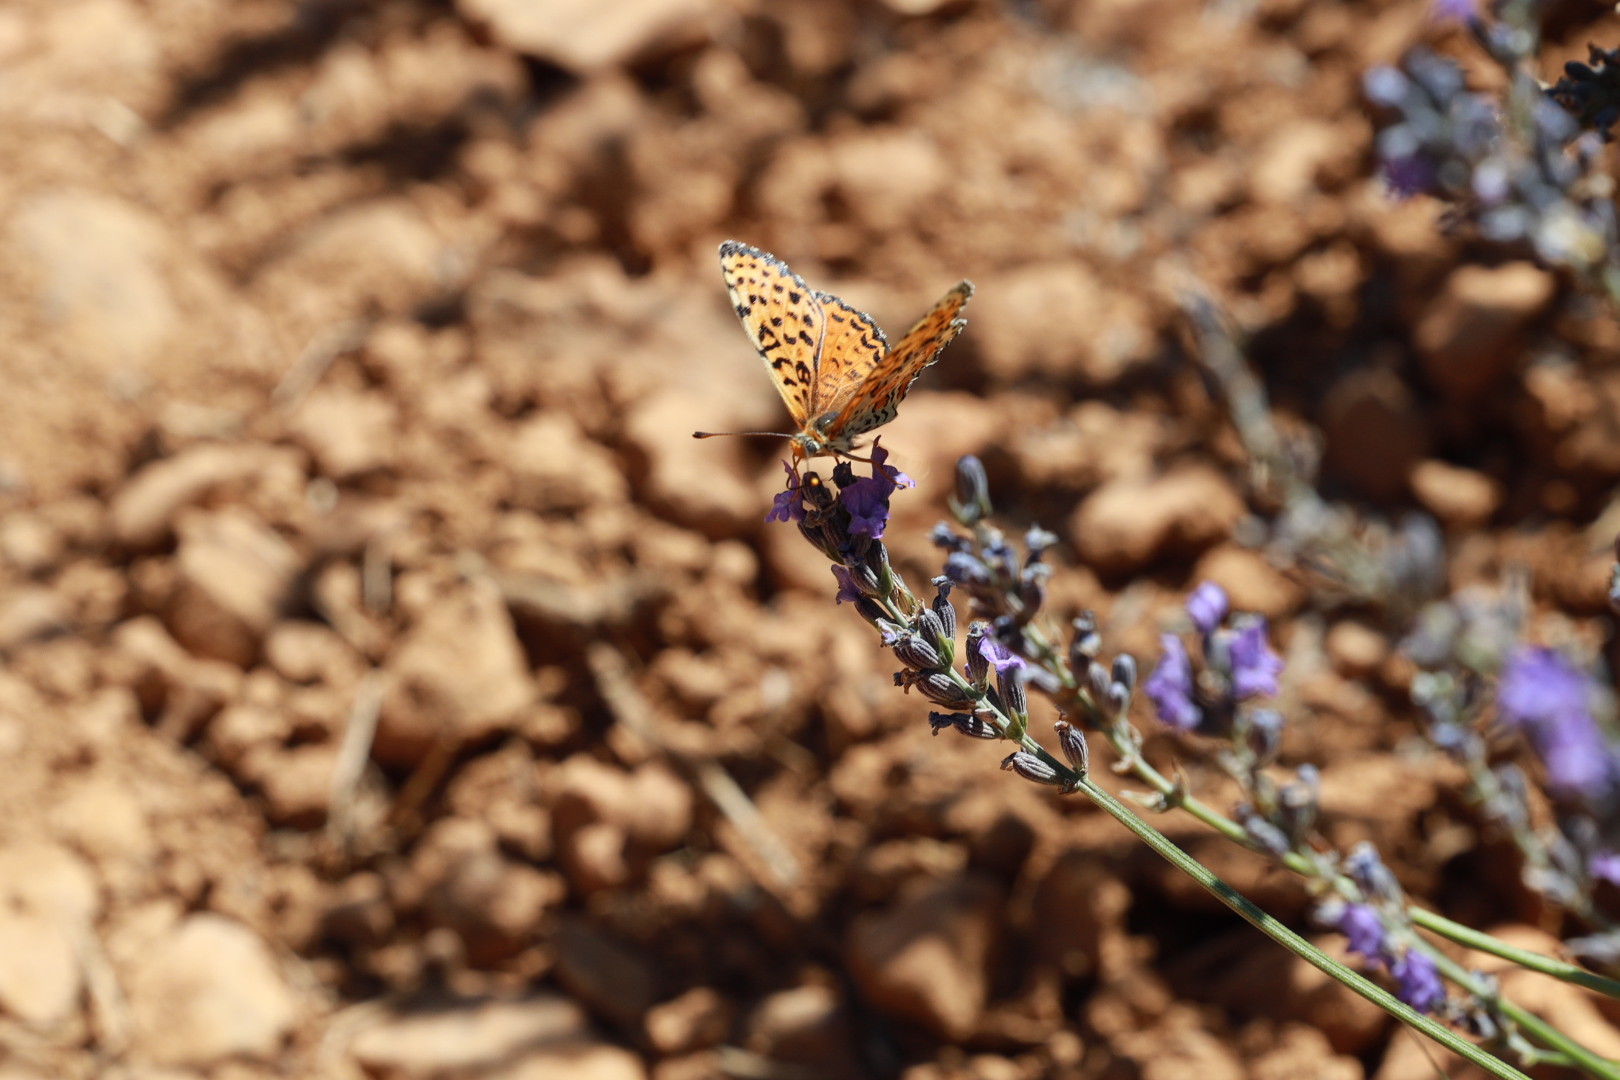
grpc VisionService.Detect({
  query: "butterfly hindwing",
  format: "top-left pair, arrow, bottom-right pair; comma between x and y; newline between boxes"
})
718,240 -> 825,426
834,280 -> 973,437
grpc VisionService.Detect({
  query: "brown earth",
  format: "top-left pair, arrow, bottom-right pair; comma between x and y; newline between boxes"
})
1,0 -> 1618,1077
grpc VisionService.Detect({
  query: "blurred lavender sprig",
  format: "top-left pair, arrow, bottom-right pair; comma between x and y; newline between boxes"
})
1365,6 -> 1620,296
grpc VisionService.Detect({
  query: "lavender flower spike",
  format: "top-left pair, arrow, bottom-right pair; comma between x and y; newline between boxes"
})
1145,634 -> 1200,731
1228,619 -> 1284,699
1392,950 -> 1445,1013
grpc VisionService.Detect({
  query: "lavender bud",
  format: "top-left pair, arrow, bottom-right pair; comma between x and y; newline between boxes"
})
930,523 -> 971,553
1243,709 -> 1283,767
1237,805 -> 1291,856
916,672 -> 978,709
1070,614 -> 1101,667
1105,681 -> 1131,718
1015,563 -> 1049,621
889,630 -> 944,673
997,668 -> 1028,719
1110,655 -> 1137,696
929,577 -> 958,638
1277,767 -> 1318,841
930,711 -> 1001,739
965,623 -> 991,686
1001,750 -> 1062,787
1345,842 -> 1402,903
944,551 -> 991,588
1025,526 -> 1058,560
1054,719 -> 1089,776
854,597 -> 890,627
951,455 -> 991,525
1085,661 -> 1112,706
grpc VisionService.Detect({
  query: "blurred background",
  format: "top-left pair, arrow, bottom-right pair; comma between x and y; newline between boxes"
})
2,0 -> 1619,1076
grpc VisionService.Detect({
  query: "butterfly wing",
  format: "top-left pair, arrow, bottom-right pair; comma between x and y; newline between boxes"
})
718,241 -> 826,427
824,280 -> 973,438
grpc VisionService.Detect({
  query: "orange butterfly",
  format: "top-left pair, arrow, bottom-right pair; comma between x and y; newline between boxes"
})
695,241 -> 973,462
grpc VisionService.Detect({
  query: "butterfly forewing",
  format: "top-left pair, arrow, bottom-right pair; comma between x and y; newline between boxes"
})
833,280 -> 974,437
718,241 -> 825,427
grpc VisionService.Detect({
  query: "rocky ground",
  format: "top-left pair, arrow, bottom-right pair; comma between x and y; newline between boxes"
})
3,0 -> 1620,1077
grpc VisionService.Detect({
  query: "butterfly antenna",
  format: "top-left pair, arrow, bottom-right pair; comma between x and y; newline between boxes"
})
692,430 -> 794,440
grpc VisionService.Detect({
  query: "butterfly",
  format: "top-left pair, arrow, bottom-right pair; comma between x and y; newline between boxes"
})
694,240 -> 973,462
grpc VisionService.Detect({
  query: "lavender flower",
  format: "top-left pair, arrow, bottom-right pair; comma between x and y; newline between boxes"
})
977,633 -> 1024,676
1145,634 -> 1200,731
766,461 -> 806,523
831,566 -> 862,604
1228,620 -> 1284,699
1338,903 -> 1388,958
1496,647 -> 1617,800
1392,950 -> 1445,1013
1186,582 -> 1229,635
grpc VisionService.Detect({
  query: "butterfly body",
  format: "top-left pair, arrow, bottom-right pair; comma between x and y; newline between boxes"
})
699,240 -> 973,461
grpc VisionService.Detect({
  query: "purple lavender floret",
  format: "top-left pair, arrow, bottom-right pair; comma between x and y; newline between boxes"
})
1186,581 -> 1229,636
1392,950 -> 1446,1013
1145,634 -> 1200,731
1497,647 -> 1617,800
1228,619 -> 1284,699
1338,902 -> 1388,958
840,477 -> 891,539
977,633 -> 1025,676
1590,851 -> 1620,886
831,565 -> 862,605
766,461 -> 806,523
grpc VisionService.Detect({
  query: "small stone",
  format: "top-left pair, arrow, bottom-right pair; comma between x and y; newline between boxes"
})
110,444 -> 304,550
165,509 -> 302,669
1319,367 -> 1429,501
257,743 -> 339,829
845,874 -> 1003,1040
376,577 -> 534,765
457,0 -> 714,71
123,914 -> 297,1067
508,414 -> 627,513
972,262 -> 1152,385
1324,620 -> 1389,679
1071,465 -> 1245,574
288,386 -> 396,480
422,848 -> 566,965
0,843 -> 99,1028
0,586 -> 69,651
262,620 -> 363,686
0,512 -> 64,574
645,986 -> 731,1055
1415,263 -> 1556,401
551,919 -> 658,1028
347,993 -> 591,1077
742,984 -> 853,1066
110,617 -> 241,740
1408,459 -> 1501,529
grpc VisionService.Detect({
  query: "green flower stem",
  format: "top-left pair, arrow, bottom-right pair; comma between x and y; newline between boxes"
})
1418,941 -> 1620,1080
1410,909 -> 1620,999
1075,774 -> 1530,1080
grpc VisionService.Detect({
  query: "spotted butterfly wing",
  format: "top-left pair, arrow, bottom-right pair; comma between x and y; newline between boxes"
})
825,280 -> 973,438
717,241 -> 828,429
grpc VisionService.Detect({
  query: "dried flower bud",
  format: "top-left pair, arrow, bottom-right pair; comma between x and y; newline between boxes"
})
930,711 -> 1002,739
1085,660 -> 1112,705
1242,709 -> 1283,767
997,668 -> 1028,720
965,623 -> 991,686
1054,719 -> 1089,776
916,605 -> 948,648
930,523 -> 971,553
1110,655 -> 1137,696
930,579 -> 957,641
944,551 -> 991,588
1001,750 -> 1062,787
1106,681 -> 1131,718
1277,771 -> 1318,842
1025,525 -> 1058,560
888,630 -> 944,673
915,672 -> 978,709
1070,613 -> 1102,666
951,455 -> 991,525
854,597 -> 890,628
1015,563 -> 1049,621
1237,804 -> 1290,856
